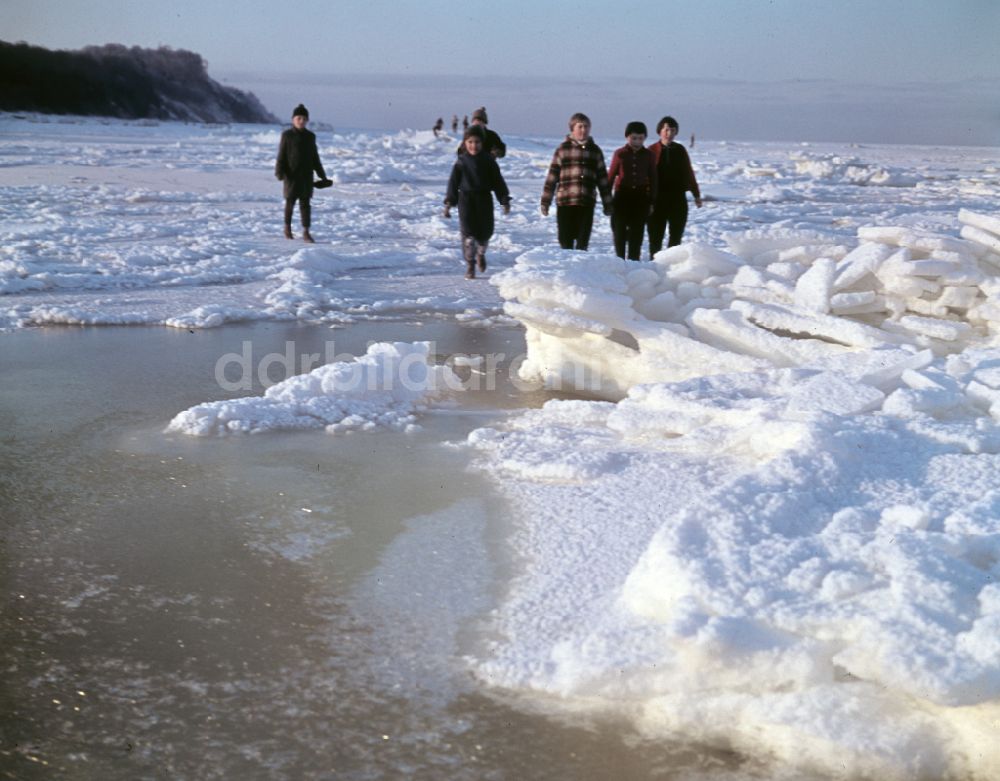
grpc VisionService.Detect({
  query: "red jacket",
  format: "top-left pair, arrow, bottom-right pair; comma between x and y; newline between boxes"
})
608,144 -> 657,200
647,141 -> 700,202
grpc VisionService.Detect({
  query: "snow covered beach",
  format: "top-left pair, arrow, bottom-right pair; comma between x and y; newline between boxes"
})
3,113 -> 1000,779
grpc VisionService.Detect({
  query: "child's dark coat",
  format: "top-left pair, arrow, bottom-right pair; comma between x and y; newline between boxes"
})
445,153 -> 511,242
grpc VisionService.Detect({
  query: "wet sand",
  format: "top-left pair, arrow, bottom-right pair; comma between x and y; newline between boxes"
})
0,320 -> 786,780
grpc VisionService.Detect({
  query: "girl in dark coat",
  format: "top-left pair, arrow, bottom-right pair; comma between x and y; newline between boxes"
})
275,104 -> 327,242
443,126 -> 511,279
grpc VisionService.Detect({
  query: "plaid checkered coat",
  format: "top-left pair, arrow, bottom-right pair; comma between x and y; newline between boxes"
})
540,136 -> 612,211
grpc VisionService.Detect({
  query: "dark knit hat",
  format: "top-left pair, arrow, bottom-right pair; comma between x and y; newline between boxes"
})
568,112 -> 591,130
656,116 -> 679,134
625,121 -> 648,137
463,124 -> 486,141
292,104 -> 309,119
471,107 -> 488,123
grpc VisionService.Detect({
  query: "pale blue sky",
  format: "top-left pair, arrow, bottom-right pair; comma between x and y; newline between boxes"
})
4,0 -> 999,144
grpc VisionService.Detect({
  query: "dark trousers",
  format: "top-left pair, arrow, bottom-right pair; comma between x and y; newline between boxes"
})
647,197 -> 689,258
284,196 -> 311,228
611,191 -> 649,260
556,205 -> 595,250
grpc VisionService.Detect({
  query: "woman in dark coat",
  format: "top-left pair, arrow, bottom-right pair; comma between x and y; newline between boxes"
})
275,104 -> 327,242
444,125 -> 511,279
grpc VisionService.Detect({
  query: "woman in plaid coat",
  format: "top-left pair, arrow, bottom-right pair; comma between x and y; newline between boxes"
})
540,112 -> 612,251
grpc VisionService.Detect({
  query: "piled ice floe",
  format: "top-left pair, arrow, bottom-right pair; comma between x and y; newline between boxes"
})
791,150 -> 920,186
494,209 -> 1000,405
468,378 -> 1000,778
166,341 -> 458,436
475,211 -> 1000,779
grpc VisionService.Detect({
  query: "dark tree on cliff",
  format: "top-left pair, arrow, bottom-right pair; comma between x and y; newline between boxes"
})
0,40 -> 278,123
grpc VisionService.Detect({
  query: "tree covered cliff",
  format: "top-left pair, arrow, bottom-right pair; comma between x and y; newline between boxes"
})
1,41 -> 278,123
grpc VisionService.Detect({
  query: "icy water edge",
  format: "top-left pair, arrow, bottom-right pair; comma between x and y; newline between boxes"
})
2,320 -> 806,781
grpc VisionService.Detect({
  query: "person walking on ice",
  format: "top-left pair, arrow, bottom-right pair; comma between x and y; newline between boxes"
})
275,104 -> 328,243
647,115 -> 701,256
443,125 -> 511,279
608,121 -> 656,260
540,112 -> 612,251
456,107 -> 506,159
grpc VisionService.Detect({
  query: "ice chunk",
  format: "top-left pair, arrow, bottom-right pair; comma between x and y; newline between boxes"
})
634,290 -> 678,322
895,315 -> 973,342
883,384 -> 968,418
785,371 -> 885,416
731,300 -> 899,348
658,243 -> 743,281
909,258 -> 962,277
688,307 -> 850,366
503,301 -> 613,337
793,257 -> 836,313
765,261 -> 807,281
166,341 -> 458,436
724,228 -> 835,261
876,249 -> 942,299
960,225 -> 1000,255
958,208 -> 1000,238
728,266 -> 796,305
833,243 -> 894,291
935,286 -> 980,311
859,226 -> 981,256
830,291 -> 886,315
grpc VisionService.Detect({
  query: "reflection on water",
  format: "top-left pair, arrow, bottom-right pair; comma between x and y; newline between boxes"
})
0,321 -> 788,780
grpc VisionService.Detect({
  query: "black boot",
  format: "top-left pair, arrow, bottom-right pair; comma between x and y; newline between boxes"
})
302,228 -> 315,243
465,261 -> 475,279
284,225 -> 293,239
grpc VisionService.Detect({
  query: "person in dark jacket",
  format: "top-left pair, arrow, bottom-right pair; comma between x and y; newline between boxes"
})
540,112 -> 612,251
456,106 -> 506,159
444,125 -> 511,279
274,104 -> 327,242
647,115 -> 702,257
608,121 -> 657,260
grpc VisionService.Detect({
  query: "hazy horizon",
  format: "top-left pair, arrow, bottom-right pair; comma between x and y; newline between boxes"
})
222,69 -> 1000,147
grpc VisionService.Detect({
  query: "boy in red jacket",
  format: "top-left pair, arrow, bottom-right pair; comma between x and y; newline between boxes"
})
608,121 -> 657,260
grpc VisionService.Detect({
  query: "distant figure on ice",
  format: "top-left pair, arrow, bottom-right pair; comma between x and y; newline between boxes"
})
608,121 -> 656,261
540,112 -> 612,252
647,115 -> 702,257
275,104 -> 328,243
690,132 -> 695,148
443,125 -> 511,279
451,114 -> 459,133
456,107 -> 506,158
433,117 -> 444,137
462,115 -> 469,131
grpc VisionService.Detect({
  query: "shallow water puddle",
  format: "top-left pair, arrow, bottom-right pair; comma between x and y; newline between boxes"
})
1,320 -> 796,779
